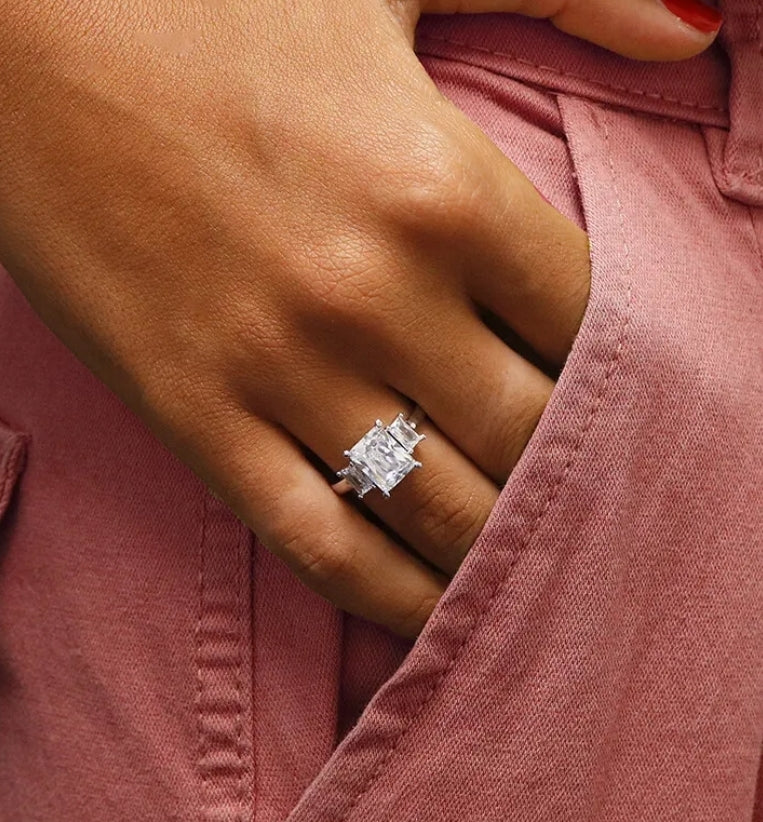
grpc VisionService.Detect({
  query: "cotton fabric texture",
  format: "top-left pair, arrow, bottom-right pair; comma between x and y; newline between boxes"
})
0,1 -> 761,819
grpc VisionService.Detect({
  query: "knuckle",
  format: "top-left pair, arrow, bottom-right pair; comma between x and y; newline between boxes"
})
383,127 -> 485,240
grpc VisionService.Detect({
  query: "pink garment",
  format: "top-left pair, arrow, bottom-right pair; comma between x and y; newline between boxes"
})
0,1 -> 761,819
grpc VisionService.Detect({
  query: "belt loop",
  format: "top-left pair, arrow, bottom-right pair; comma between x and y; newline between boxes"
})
707,0 -> 763,205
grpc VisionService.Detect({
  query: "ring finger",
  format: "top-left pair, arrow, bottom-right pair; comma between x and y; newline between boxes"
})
272,368 -> 499,577
273,321 -> 553,575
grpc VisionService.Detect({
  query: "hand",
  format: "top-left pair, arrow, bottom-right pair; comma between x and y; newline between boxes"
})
415,0 -> 722,60
0,0 -> 718,638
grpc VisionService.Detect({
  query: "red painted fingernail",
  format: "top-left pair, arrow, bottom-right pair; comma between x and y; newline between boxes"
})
662,0 -> 723,33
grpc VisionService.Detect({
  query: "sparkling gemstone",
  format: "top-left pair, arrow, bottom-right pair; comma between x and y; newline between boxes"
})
347,420 -> 419,497
336,462 -> 375,497
386,412 -> 426,452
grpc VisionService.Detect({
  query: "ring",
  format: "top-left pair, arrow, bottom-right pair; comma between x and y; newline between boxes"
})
331,404 -> 427,499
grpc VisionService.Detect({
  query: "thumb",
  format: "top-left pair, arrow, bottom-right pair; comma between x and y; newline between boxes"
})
417,0 -> 723,61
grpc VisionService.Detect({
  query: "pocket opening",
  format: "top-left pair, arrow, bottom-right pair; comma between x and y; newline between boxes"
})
0,420 -> 29,524
287,77 -> 633,822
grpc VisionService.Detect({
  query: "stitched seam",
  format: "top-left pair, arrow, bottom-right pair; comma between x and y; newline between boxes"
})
233,524 -> 245,822
724,2 -> 763,185
416,34 -> 727,114
729,168 -> 763,182
424,51 -> 717,129
196,491 -> 208,822
249,540 -> 258,822
340,105 -> 633,822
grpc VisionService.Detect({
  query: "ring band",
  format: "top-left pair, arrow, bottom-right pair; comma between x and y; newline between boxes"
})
332,404 -> 427,499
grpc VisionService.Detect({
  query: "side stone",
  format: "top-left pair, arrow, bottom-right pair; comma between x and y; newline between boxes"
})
387,412 -> 426,452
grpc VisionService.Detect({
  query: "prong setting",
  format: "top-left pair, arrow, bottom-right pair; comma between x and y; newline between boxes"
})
333,409 -> 426,499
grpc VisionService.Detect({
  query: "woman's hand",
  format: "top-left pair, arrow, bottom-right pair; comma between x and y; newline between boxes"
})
417,0 -> 722,60
0,0 -> 718,637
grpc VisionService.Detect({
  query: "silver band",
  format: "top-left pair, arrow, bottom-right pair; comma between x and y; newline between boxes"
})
332,404 -> 427,499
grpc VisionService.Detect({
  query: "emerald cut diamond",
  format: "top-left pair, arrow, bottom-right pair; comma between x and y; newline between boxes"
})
386,412 -> 425,452
335,461 -> 375,497
336,414 -> 425,499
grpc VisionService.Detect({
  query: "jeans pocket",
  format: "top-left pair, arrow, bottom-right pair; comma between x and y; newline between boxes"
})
286,64 -> 633,822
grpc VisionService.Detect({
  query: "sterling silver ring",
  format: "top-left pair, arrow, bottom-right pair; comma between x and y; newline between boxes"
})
331,404 -> 427,499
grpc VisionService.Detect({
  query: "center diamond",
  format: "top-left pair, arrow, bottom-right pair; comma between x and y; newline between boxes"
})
347,419 -> 420,497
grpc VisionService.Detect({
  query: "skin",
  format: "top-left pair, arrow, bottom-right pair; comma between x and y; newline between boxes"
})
0,1 -> 718,638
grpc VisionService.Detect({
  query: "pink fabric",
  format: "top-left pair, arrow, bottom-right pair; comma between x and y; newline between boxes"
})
0,2 -> 761,819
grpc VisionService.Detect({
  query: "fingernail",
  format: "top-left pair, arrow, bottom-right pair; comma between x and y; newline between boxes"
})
661,0 -> 723,33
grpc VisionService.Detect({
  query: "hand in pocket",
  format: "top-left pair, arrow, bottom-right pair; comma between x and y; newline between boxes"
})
0,0 -> 716,637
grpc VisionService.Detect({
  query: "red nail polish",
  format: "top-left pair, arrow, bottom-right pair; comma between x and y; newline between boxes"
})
662,0 -> 723,33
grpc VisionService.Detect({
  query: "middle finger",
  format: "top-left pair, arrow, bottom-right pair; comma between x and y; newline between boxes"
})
373,295 -> 555,486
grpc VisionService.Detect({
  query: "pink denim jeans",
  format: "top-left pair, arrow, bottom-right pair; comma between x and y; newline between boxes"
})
0,1 -> 761,819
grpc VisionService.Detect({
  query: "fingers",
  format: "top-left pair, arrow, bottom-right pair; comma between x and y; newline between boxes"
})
270,369 -> 499,576
406,104 -> 591,369
252,101 -> 589,588
217,413 -> 449,639
372,295 -> 555,483
463,171 -> 592,368
414,0 -> 722,60
340,410 -> 500,577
